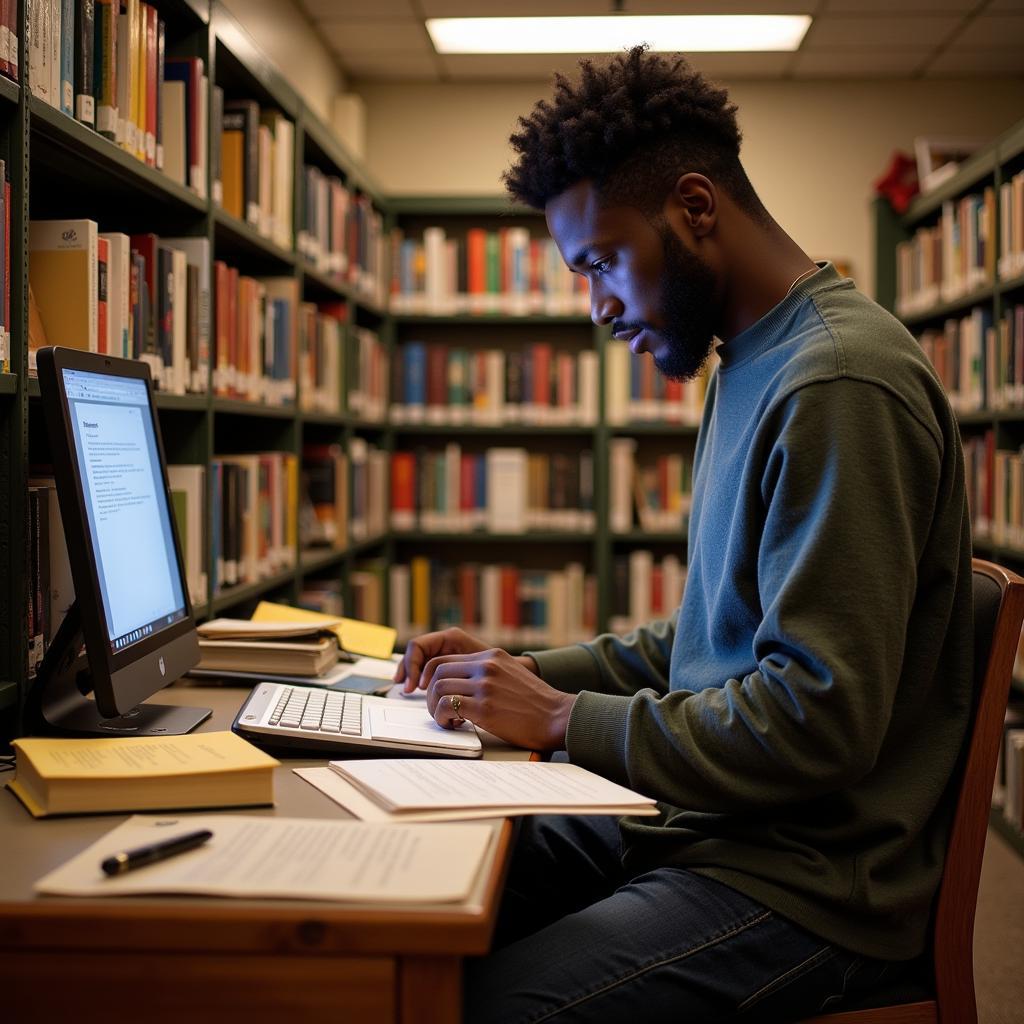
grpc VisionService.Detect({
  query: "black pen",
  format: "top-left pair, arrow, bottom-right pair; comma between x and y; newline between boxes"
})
101,828 -> 214,877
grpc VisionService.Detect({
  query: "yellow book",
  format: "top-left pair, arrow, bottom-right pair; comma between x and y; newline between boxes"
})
8,731 -> 279,818
29,219 -> 98,356
252,600 -> 396,660
411,556 -> 430,632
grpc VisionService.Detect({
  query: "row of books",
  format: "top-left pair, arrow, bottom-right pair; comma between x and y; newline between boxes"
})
605,341 -> 710,426
348,437 -> 387,543
297,301 -> 344,415
390,558 -> 597,649
388,226 -> 589,317
389,342 -> 599,427
918,305 -> 1024,412
348,326 -> 388,422
301,439 -> 388,551
301,443 -> 348,551
210,451 -> 298,595
0,160 -> 9,371
212,265 -> 296,405
29,219 -> 209,393
896,189 -> 996,316
215,97 -> 294,252
29,1 -> 208,196
0,1 -> 17,82
961,431 -> 1024,552
999,170 -> 1024,282
390,446 -> 596,535
609,438 -> 693,535
298,168 -> 388,305
167,464 -> 207,607
608,551 -> 687,635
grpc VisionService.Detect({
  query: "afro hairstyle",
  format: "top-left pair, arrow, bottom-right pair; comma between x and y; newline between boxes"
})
504,45 -> 767,222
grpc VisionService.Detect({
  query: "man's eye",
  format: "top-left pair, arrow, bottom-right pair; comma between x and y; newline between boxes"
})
591,257 -> 612,275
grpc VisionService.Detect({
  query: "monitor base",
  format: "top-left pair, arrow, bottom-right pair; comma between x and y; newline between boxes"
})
27,602 -> 211,737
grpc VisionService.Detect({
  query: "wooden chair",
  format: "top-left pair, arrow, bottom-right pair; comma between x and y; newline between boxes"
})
800,558 -> 1024,1024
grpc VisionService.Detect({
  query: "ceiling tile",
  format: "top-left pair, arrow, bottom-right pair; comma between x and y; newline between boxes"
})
791,48 -> 930,77
341,51 -> 442,82
925,48 -> 1024,75
951,14 -> 1024,48
803,14 -> 960,48
320,19 -> 428,54
301,0 -> 415,16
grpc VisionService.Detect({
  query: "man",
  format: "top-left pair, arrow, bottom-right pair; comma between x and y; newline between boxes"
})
396,47 -> 972,1022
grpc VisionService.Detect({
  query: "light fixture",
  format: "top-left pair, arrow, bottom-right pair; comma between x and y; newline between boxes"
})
426,15 -> 812,55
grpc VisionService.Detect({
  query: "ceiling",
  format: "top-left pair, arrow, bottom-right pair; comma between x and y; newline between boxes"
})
296,0 -> 1024,82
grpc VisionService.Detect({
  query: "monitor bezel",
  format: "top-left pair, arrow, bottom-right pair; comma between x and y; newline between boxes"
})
36,347 -> 198,715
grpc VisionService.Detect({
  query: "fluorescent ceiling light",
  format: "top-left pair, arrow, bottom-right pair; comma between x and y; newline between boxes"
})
427,15 -> 812,55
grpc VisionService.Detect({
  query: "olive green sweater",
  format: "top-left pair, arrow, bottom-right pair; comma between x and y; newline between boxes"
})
530,264 -> 973,960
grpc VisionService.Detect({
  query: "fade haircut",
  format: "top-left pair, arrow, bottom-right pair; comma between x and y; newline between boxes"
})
504,45 -> 768,223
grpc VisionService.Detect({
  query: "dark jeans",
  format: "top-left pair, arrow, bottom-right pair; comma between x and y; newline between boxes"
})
464,814 -> 900,1024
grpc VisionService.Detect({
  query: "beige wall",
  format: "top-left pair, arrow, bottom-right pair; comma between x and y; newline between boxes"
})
359,79 -> 1024,296
221,0 -> 346,124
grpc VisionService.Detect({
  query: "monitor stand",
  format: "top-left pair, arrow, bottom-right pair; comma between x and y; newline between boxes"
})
27,603 -> 212,737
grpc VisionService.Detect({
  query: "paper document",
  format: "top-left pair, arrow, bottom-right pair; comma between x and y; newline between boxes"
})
197,618 -> 342,639
36,814 -> 494,903
252,601 -> 396,659
328,760 -> 659,817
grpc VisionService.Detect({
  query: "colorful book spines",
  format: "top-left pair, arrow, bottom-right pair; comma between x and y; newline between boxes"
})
896,187 -> 997,316
390,559 -> 596,649
391,342 -> 597,426
210,452 -> 298,592
390,226 -> 588,316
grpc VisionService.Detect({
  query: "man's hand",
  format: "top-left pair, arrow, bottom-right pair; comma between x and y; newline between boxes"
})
421,646 -> 576,752
394,627 -> 491,693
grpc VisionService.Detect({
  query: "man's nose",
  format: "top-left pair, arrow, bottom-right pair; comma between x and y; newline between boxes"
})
590,283 -> 623,326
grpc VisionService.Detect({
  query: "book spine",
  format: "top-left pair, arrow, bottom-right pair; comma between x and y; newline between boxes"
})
93,0 -> 117,138
74,0 -> 95,126
96,235 -> 108,355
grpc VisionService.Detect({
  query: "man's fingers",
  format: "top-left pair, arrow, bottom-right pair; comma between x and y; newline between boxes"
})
433,691 -> 475,730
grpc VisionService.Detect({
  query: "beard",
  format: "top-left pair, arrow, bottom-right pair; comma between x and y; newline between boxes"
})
649,227 -> 718,382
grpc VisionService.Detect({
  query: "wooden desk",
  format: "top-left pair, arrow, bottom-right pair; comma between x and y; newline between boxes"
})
0,687 -> 522,1024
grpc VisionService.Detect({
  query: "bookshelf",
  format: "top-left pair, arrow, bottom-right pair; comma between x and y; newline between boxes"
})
2,3 -> 698,741
0,1 -> 389,742
875,112 -> 1024,856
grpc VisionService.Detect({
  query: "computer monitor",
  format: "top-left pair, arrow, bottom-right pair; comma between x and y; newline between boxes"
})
31,346 -> 210,736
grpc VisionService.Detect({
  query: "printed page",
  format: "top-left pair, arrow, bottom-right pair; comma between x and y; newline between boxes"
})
35,814 -> 494,903
295,767 -> 654,822
330,760 -> 659,814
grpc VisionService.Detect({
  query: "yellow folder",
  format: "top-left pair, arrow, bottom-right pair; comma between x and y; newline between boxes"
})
252,601 -> 396,660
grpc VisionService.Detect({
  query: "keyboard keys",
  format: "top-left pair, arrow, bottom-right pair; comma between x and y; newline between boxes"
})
266,688 -> 364,736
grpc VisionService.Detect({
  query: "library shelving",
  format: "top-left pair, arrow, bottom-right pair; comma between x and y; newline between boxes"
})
1,1 -> 389,742
875,112 -> 1024,854
2,6 -> 701,745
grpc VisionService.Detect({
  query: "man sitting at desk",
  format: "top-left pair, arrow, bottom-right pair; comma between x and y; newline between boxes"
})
396,46 -> 972,1023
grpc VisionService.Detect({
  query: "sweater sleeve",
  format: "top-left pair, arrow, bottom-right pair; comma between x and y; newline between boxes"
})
564,377 -> 950,810
527,614 -> 677,697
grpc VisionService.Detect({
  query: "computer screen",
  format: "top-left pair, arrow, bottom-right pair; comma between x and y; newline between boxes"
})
34,347 -> 209,736
63,368 -> 188,654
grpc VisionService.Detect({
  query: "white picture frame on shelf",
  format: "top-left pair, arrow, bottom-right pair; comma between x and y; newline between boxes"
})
914,136 -> 987,193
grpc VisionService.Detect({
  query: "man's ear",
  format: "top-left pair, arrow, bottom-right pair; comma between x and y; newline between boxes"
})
664,173 -> 717,240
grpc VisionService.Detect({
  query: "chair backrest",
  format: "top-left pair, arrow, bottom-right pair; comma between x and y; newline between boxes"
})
930,558 -> 1024,1020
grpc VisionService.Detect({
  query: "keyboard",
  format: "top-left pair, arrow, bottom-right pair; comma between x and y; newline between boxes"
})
232,681 -> 483,758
